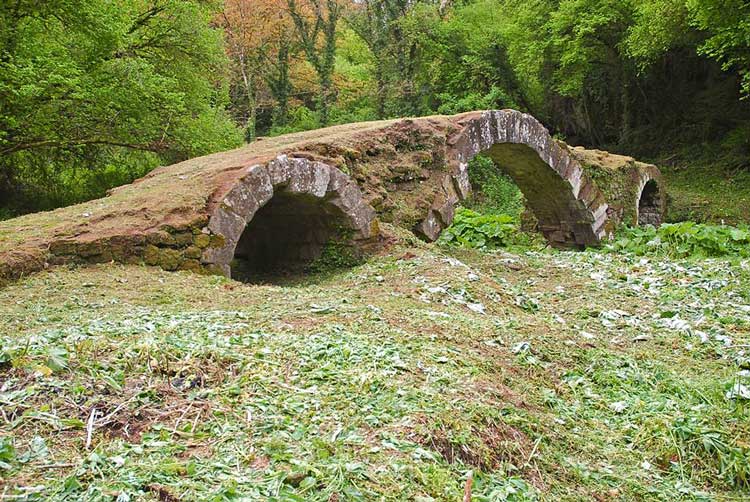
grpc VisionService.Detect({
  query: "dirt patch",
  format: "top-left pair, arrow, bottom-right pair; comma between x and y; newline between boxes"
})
419,418 -> 532,472
146,484 -> 181,502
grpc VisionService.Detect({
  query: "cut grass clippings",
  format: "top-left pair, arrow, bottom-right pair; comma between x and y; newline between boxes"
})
1,242 -> 749,500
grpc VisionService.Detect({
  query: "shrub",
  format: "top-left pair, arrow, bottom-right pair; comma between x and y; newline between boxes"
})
465,155 -> 525,219
439,207 -> 518,248
606,222 -> 750,258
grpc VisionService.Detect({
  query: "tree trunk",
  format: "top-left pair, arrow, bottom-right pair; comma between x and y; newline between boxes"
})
238,53 -> 257,141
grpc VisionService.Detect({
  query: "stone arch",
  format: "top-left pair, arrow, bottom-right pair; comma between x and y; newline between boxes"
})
637,178 -> 663,227
201,155 -> 377,278
418,110 -> 611,247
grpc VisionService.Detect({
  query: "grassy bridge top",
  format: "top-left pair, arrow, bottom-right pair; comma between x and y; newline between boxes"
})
0,110 -> 662,283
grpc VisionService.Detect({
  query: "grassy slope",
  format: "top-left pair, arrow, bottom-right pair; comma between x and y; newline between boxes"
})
662,165 -> 750,225
1,236 -> 749,501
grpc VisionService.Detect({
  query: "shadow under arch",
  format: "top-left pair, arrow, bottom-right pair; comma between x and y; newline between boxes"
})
418,110 -> 611,248
637,179 -> 663,227
201,156 -> 377,280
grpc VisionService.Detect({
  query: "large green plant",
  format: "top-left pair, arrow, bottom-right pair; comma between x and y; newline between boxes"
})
439,207 -> 518,248
607,222 -> 750,257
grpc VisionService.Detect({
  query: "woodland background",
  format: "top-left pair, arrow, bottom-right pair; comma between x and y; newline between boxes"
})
1,0 -> 748,218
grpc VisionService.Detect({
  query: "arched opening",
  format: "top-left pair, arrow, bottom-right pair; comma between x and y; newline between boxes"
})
465,154 -> 526,219
230,192 -> 354,282
203,158 -> 377,281
415,110 -> 609,247
479,143 -> 596,248
637,180 -> 662,227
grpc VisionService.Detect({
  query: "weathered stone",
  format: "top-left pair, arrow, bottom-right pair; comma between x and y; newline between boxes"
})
267,155 -> 293,186
77,240 -> 107,258
172,232 -> 194,247
207,206 -> 245,242
49,240 -> 77,256
286,159 -> 315,194
144,245 -> 160,265
208,234 -> 225,249
146,231 -> 175,246
224,164 -> 272,218
86,250 -> 113,264
415,211 -> 442,242
178,259 -> 202,272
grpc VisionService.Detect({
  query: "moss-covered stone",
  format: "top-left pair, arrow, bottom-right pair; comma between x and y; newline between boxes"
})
172,232 -> 194,247
209,234 -> 226,249
183,246 -> 202,259
178,259 -> 202,272
158,249 -> 183,271
193,233 -> 211,249
86,250 -> 113,264
49,240 -> 78,256
144,245 -> 161,266
146,231 -> 175,247
200,263 -> 226,276
77,241 -> 107,258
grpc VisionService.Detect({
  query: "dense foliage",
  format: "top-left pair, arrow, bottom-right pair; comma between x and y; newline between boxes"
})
465,155 -> 525,218
438,207 -> 519,248
607,222 -> 750,257
243,0 -> 750,158
1,0 -> 749,216
0,0 -> 242,215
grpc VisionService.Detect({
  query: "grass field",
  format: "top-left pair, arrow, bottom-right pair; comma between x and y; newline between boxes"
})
2,231 -> 749,501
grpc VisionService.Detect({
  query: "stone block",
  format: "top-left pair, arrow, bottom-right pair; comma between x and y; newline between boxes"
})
146,231 -> 175,246
267,155 -> 292,186
144,245 -> 160,265
49,240 -> 77,256
172,232 -> 194,247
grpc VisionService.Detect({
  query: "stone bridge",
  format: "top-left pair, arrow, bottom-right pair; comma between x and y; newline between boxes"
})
0,110 -> 663,283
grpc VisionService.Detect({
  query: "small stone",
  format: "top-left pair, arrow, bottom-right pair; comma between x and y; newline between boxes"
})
146,231 -> 175,246
178,259 -> 202,272
144,245 -> 160,266
172,232 -> 194,247
77,241 -> 106,257
86,250 -> 113,264
49,240 -> 77,256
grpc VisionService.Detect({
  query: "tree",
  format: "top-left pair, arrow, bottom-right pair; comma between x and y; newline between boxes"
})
346,0 -> 421,117
287,0 -> 341,125
220,0 -> 296,138
0,0 -> 241,213
687,0 -> 750,97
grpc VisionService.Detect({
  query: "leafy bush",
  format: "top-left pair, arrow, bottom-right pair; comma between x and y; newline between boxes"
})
607,222 -> 750,258
308,239 -> 363,273
465,155 -> 525,219
439,207 -> 518,248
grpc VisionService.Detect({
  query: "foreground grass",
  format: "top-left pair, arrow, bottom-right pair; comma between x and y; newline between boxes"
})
1,243 -> 749,500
